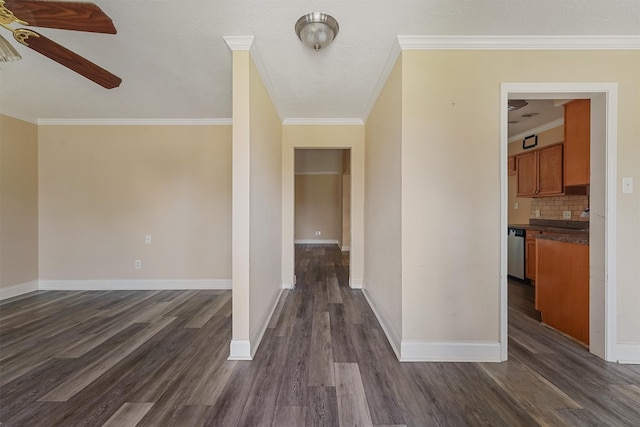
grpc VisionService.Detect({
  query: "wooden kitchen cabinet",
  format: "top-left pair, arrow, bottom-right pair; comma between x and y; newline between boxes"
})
525,231 -> 541,280
508,156 -> 516,175
535,239 -> 589,345
564,99 -> 590,186
516,143 -> 564,197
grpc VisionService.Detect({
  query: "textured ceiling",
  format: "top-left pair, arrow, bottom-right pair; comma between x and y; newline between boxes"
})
1,0 -> 639,122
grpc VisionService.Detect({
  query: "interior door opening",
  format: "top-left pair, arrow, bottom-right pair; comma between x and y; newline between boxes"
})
293,148 -> 351,287
501,83 -> 617,362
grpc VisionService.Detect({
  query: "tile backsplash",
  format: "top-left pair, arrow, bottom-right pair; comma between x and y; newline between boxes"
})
531,195 -> 589,221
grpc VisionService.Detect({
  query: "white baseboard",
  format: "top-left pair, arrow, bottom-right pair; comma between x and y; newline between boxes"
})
294,239 -> 340,245
400,340 -> 502,362
617,343 -> 640,364
0,280 -> 39,300
228,340 -> 252,360
362,288 -> 401,360
341,245 -> 350,251
349,278 -> 363,289
249,288 -> 284,358
38,279 -> 232,291
282,282 -> 294,289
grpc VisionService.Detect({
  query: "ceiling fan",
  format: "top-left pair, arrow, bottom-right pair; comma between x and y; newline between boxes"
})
0,0 -> 121,88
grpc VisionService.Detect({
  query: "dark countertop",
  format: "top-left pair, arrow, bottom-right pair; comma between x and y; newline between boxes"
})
509,219 -> 589,245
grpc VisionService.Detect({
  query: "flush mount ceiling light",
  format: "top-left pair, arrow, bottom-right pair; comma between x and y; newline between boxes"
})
508,99 -> 528,111
0,33 -> 21,62
295,12 -> 339,52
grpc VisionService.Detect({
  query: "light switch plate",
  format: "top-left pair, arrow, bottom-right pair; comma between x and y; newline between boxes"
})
535,209 -> 541,218
622,177 -> 633,194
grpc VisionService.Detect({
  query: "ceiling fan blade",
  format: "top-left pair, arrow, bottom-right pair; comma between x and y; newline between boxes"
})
19,29 -> 121,88
4,0 -> 116,34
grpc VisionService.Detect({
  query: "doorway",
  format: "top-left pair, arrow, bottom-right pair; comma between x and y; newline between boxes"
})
500,83 -> 618,362
294,149 -> 351,249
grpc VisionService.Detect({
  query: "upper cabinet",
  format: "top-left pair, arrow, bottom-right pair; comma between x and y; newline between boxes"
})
516,143 -> 564,197
564,99 -> 590,186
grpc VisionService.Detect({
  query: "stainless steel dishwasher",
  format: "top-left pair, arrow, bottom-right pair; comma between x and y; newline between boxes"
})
507,227 -> 526,280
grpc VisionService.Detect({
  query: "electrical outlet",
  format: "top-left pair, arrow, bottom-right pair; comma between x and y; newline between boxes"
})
145,234 -> 152,245
622,177 -> 633,194
514,202 -> 519,210
535,209 -> 541,218
315,231 -> 321,236
135,260 -> 142,269
563,210 -> 571,219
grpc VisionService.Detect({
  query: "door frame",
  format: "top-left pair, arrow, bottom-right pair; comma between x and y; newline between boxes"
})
281,128 -> 365,291
500,82 -> 618,362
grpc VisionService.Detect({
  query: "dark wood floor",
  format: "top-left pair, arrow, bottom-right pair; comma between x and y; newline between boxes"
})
1,245 -> 639,426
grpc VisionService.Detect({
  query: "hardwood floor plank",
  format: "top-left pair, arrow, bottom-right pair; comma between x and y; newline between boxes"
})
185,292 -> 232,328
102,402 -> 154,427
306,386 -> 339,427
334,362 -> 373,427
350,325 -> 405,425
329,303 -> 358,363
272,405 -> 306,427
39,316 -> 176,402
308,311 -> 335,387
478,357 -> 581,426
237,330 -> 291,426
276,317 -> 312,406
326,264 -> 343,304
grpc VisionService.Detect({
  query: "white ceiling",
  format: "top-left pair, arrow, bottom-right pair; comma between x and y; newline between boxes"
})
1,0 -> 639,122
508,99 -> 565,138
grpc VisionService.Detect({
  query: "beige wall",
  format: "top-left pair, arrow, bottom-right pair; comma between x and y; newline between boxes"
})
295,174 -> 342,241
507,125 -> 564,224
398,50 -> 640,348
37,124 -> 232,280
248,56 -> 283,348
0,115 -> 38,289
282,125 -> 365,288
363,57 -> 403,350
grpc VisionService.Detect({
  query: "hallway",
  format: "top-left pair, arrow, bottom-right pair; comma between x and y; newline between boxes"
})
1,244 -> 639,426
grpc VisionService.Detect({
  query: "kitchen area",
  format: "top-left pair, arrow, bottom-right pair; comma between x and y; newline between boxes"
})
507,98 -> 591,346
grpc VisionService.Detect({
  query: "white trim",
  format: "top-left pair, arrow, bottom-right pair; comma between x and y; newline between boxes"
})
249,39 -> 284,122
36,118 -> 232,126
223,35 -> 254,51
341,245 -> 350,252
1,111 -> 37,124
249,288 -> 284,358
228,340 -> 252,360
282,282 -> 294,289
400,341 -> 502,362
38,279 -> 231,291
508,118 -> 564,144
362,288 -> 401,360
283,118 -> 364,126
397,35 -> 640,51
362,38 -> 401,121
294,171 -> 340,176
500,82 -> 618,363
617,344 -> 640,364
294,239 -> 340,245
349,278 -> 362,289
0,280 -> 39,300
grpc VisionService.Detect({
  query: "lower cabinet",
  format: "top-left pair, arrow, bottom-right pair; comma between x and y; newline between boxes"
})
535,239 -> 589,345
525,231 -> 541,280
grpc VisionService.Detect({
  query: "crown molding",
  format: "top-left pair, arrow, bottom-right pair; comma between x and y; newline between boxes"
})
36,118 -> 232,126
397,35 -> 640,50
223,35 -> 254,51
283,118 -> 364,126
508,118 -> 564,144
362,38 -> 402,121
248,40 -> 284,122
